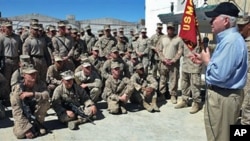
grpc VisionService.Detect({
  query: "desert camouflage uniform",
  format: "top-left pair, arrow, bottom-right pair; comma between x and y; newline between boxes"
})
241,37 -> 250,125
23,35 -> 48,82
74,69 -> 102,103
52,83 -> 94,123
95,35 -> 117,59
130,70 -> 158,112
180,46 -> 202,103
0,32 -> 22,98
102,75 -> 133,114
82,32 -> 97,55
10,81 -> 50,139
101,57 -> 130,80
157,35 -> 183,97
135,36 -> 151,72
52,35 -> 75,70
149,32 -> 164,77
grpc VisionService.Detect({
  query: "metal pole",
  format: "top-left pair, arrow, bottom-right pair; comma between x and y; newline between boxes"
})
243,0 -> 246,15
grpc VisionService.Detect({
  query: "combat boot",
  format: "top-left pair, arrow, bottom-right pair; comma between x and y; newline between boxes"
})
142,100 -> 153,112
170,96 -> 177,104
175,99 -> 187,109
189,102 -> 200,114
151,98 -> 160,112
68,118 -> 87,130
120,104 -> 127,114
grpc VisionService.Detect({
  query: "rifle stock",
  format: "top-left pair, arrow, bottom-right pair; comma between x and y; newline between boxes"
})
65,102 -> 96,125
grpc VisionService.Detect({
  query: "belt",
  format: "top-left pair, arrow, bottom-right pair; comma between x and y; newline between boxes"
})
31,55 -> 43,58
207,84 -> 238,90
5,56 -> 18,59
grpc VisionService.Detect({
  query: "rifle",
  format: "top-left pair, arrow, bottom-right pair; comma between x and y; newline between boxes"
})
19,82 -> 52,135
22,99 -> 52,135
64,102 -> 96,125
0,56 -> 5,73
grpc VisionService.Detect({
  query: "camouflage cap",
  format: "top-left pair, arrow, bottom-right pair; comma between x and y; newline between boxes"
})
135,63 -> 144,70
57,21 -> 66,27
118,34 -> 124,38
80,28 -> 85,33
19,55 -> 31,63
66,25 -> 72,29
22,26 -> 29,31
80,55 -> 89,62
237,16 -> 250,25
119,27 -> 124,32
31,24 -> 39,29
22,64 -> 38,74
157,23 -> 163,28
71,28 -> 78,34
60,70 -> 74,80
119,50 -> 125,55
104,24 -> 111,30
141,27 -> 147,33
167,22 -> 175,28
111,62 -> 120,69
82,62 -> 91,67
38,24 -> 43,31
134,32 -> 139,38
54,55 -> 63,62
49,26 -> 56,31
92,46 -> 99,51
112,28 -> 117,32
30,19 -> 39,25
2,21 -> 12,27
84,25 -> 91,30
111,47 -> 118,53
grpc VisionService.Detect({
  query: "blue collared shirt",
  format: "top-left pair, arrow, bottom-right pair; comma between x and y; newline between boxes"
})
206,27 -> 248,89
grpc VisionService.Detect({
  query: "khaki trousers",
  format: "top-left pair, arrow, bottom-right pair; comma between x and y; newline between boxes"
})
204,88 -> 243,141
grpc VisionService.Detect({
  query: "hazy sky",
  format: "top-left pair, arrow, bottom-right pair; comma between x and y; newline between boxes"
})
0,0 -> 145,22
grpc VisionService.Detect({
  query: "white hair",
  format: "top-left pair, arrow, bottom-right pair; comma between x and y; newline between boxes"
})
219,14 -> 237,27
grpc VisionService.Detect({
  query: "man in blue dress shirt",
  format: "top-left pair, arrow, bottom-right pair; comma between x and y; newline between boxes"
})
189,2 -> 248,141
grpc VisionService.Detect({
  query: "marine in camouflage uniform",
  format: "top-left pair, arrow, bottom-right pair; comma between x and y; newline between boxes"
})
118,27 -> 129,43
52,21 -> 75,71
135,28 -> 152,73
149,23 -> 164,78
82,25 -> 97,55
0,21 -> 22,101
116,34 -> 129,53
156,22 -> 183,104
126,53 -> 139,76
101,47 -> 130,80
88,46 -> 105,75
46,55 -> 71,97
130,63 -> 159,112
74,62 -> 102,103
175,45 -> 202,114
52,70 -> 97,129
237,16 -> 250,125
22,23 -> 48,82
10,55 -> 31,88
70,28 -> 88,67
10,65 -> 50,139
102,62 -> 133,114
95,25 -> 117,60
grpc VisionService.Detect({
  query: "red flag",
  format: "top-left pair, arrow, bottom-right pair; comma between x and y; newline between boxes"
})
179,0 -> 198,51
